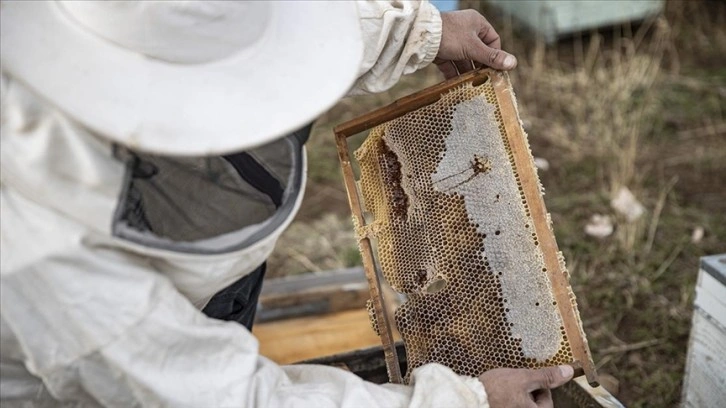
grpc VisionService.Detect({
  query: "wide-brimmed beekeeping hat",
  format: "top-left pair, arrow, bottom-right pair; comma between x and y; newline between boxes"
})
0,1 -> 362,155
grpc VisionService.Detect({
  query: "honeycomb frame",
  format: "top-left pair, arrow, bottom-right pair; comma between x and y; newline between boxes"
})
334,69 -> 597,386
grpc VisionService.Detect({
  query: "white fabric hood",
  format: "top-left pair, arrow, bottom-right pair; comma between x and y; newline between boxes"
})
0,1 -> 363,155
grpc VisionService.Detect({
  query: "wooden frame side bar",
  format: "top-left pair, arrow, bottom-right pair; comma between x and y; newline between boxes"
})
335,132 -> 403,384
491,72 -> 598,386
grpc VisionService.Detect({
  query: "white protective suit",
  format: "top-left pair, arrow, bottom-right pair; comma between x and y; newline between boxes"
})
0,1 -> 490,407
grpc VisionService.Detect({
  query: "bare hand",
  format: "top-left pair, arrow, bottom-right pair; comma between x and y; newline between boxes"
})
435,9 -> 517,78
478,365 -> 574,408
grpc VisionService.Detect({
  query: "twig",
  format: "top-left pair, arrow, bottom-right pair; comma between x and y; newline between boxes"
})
671,76 -> 712,91
285,248 -> 322,273
653,243 -> 685,281
677,122 -> 726,139
645,176 -> 678,254
595,354 -> 614,371
600,339 -> 664,356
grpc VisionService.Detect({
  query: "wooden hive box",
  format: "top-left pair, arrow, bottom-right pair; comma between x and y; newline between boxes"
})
682,254 -> 726,407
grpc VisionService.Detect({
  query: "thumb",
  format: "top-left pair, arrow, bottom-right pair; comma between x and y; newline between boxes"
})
527,365 -> 574,391
466,40 -> 517,71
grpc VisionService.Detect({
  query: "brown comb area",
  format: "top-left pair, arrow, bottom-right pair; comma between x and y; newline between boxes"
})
355,81 -> 577,382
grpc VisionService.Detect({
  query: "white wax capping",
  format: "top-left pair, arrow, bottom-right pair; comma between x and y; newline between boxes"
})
432,96 -> 563,360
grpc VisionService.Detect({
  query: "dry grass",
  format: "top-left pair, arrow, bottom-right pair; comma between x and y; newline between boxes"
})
507,16 -> 673,254
267,213 -> 360,276
268,1 -> 726,406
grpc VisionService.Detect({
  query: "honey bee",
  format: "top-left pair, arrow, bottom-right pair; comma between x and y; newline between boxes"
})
471,154 -> 492,175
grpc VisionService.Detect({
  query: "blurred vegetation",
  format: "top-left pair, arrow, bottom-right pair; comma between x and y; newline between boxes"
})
268,1 -> 725,406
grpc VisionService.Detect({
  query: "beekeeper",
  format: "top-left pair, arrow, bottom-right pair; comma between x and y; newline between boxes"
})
0,1 -> 573,407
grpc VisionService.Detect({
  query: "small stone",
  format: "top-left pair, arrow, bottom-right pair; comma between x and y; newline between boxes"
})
533,157 -> 550,171
611,187 -> 645,222
691,226 -> 705,243
585,214 -> 614,238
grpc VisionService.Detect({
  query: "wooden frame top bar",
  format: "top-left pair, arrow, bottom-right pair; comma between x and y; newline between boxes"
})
334,69 -> 494,138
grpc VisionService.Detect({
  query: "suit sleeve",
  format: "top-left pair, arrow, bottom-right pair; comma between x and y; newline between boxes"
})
350,0 -> 442,95
0,187 -> 489,407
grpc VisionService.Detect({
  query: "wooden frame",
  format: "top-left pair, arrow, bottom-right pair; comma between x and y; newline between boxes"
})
334,68 -> 598,386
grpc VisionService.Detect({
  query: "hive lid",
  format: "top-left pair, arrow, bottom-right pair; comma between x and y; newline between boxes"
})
701,254 -> 726,286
